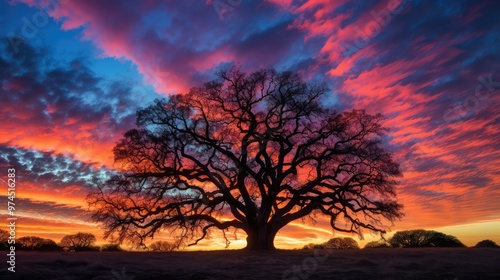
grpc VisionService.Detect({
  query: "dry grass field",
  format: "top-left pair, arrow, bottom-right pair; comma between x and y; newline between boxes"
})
2,248 -> 500,279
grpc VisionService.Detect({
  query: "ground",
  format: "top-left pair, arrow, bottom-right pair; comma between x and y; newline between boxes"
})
3,248 -> 500,279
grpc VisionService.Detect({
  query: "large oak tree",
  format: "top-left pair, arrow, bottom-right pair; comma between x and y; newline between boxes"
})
87,68 -> 403,250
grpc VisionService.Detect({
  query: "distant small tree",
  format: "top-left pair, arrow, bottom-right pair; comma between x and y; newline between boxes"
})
149,240 -> 177,252
302,237 -> 359,250
100,244 -> 123,252
364,240 -> 390,248
60,232 -> 97,252
302,243 -> 321,250
390,229 -> 432,247
324,237 -> 359,249
18,236 -> 61,251
474,239 -> 499,248
389,229 -> 464,248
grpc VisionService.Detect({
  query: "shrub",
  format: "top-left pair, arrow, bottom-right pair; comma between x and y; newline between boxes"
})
474,239 -> 499,248
60,232 -> 97,252
149,240 -> 177,252
364,240 -> 391,249
302,237 -> 360,250
389,229 -> 465,248
428,232 -> 465,247
303,243 -> 326,250
302,243 -> 319,250
18,236 -> 62,251
100,244 -> 124,252
324,237 -> 359,249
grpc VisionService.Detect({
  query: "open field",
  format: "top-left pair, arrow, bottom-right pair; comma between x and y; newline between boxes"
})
2,248 -> 500,279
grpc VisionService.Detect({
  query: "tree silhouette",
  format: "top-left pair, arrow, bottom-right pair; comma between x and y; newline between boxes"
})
428,232 -> 465,247
60,232 -> 97,252
474,239 -> 499,248
100,243 -> 124,252
364,240 -> 390,248
87,68 -> 403,250
18,236 -> 62,251
324,237 -> 359,249
302,237 -> 359,249
390,229 -> 431,247
149,240 -> 177,252
389,229 -> 464,248
302,243 -> 318,250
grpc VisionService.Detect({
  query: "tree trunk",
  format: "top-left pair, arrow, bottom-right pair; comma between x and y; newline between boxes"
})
245,226 -> 278,250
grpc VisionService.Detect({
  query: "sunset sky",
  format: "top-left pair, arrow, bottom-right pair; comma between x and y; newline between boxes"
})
1,0 -> 499,249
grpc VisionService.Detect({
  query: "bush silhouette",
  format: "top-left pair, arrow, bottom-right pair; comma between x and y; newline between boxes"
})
303,237 -> 359,250
302,243 -> 320,250
389,229 -> 464,248
60,232 -> 97,252
100,244 -> 124,252
474,239 -> 499,248
18,236 -> 62,251
428,232 -> 465,247
149,240 -> 177,252
364,240 -> 390,248
324,237 -> 359,249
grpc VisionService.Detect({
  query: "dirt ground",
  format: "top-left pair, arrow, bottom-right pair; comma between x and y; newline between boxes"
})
2,248 -> 500,279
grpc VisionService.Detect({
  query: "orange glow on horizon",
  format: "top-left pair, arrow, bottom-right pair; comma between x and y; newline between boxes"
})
6,211 -> 499,250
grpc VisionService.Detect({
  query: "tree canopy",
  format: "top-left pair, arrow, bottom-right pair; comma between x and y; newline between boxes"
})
474,239 -> 499,248
303,237 -> 359,250
87,67 -> 403,250
324,237 -> 359,249
100,244 -> 124,252
364,240 -> 390,248
149,240 -> 177,252
60,232 -> 97,252
389,229 -> 465,248
18,236 -> 61,251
